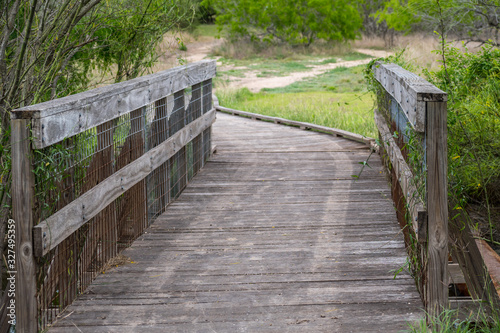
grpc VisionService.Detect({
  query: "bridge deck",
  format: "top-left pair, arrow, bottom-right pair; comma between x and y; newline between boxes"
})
49,112 -> 423,332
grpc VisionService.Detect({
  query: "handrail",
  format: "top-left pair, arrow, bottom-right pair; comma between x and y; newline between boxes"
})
11,60 -> 216,332
13,60 -> 216,148
372,61 -> 448,319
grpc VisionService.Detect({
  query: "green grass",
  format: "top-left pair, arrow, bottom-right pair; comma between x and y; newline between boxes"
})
217,68 -> 247,78
262,65 -> 367,94
216,89 -> 376,138
407,307 -> 500,333
193,24 -> 220,38
249,61 -> 310,76
319,57 -> 337,64
340,51 -> 374,61
218,57 -> 312,76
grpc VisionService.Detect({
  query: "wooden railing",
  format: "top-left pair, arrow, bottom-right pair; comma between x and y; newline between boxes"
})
373,62 -> 448,318
372,62 -> 499,319
11,60 -> 216,332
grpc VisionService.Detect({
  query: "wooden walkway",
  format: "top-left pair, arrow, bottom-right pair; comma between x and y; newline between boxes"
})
49,112 -> 423,332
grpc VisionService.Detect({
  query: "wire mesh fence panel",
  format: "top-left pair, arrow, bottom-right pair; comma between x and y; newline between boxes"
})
114,108 -> 147,249
187,83 -> 202,125
203,128 -> 212,165
9,60 -> 216,332
192,134 -> 203,178
202,79 -> 212,115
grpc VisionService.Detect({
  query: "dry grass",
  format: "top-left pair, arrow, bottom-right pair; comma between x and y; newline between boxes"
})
101,254 -> 133,273
355,33 -> 486,73
354,33 -> 441,71
353,35 -> 389,50
152,31 -> 197,71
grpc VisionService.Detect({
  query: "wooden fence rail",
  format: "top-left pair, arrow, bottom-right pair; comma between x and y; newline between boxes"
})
372,62 -> 448,319
10,60 -> 216,333
373,62 -> 500,320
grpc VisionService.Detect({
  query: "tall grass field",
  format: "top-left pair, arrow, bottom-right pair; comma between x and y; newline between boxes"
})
217,89 -> 376,138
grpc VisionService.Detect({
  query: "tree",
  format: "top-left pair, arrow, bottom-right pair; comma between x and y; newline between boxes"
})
376,0 -> 500,46
360,0 -> 396,47
205,0 -> 363,46
195,0 -> 216,23
0,1 -> 196,331
91,0 -> 197,82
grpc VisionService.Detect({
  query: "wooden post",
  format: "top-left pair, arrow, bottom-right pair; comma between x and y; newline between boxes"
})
425,101 -> 448,320
12,119 -> 37,333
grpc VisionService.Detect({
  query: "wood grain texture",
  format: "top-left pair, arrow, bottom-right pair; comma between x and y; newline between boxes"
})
425,101 -> 448,318
374,109 -> 426,240
11,119 -> 37,333
475,239 -> 500,297
47,112 -> 422,332
33,110 -> 216,257
449,205 -> 500,308
373,62 -> 446,132
11,60 -> 216,148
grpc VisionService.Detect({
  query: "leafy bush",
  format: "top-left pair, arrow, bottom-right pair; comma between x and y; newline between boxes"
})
204,0 -> 363,46
424,44 -> 500,208
366,44 -> 500,242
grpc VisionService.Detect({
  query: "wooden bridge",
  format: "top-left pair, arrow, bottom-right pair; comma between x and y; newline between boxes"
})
8,60 -> 499,332
45,111 -> 423,332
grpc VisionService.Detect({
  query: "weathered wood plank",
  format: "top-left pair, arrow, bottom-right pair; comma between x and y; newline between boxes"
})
475,239 -> 500,297
11,119 -> 37,332
49,302 -> 421,333
11,60 -> 216,148
426,101 -> 448,318
449,205 -> 500,307
33,110 -> 216,257
373,62 -> 446,132
47,112 -> 422,332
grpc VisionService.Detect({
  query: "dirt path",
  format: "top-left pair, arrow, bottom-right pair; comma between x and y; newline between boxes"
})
161,36 -> 393,92
228,48 -> 393,92
228,58 -> 369,92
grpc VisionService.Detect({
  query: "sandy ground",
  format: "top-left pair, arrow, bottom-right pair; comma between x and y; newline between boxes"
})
158,35 -> 393,92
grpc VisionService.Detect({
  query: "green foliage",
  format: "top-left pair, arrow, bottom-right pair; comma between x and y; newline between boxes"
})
375,0 -> 420,33
195,0 -> 216,23
0,2 -> 198,321
90,0 -> 196,82
408,307 -> 500,332
205,0 -> 363,46
425,44 -> 500,208
177,38 -> 188,51
376,0 -> 500,46
341,52 -> 374,61
366,44 -> 500,243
